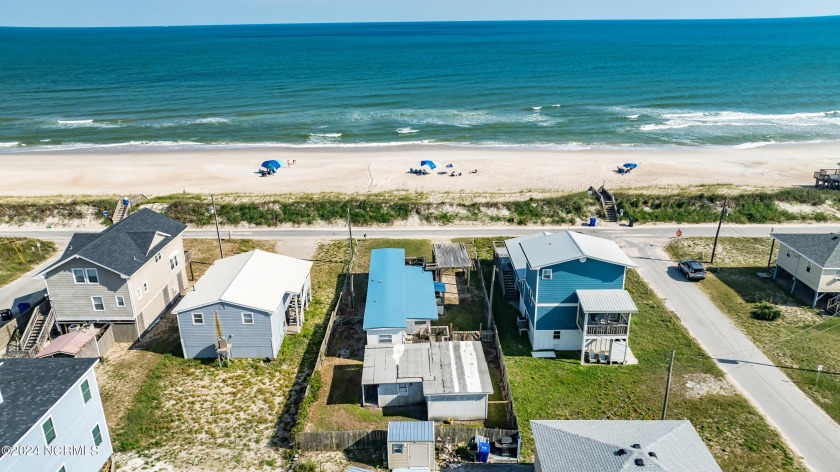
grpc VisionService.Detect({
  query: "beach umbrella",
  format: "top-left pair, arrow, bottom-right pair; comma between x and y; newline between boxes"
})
261,159 -> 282,171
420,160 -> 441,170
446,163 -> 455,168
622,162 -> 638,170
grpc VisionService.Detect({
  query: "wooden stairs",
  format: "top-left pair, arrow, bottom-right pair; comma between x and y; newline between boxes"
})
112,194 -> 148,223
500,266 -> 518,302
589,185 -> 618,223
5,298 -> 55,358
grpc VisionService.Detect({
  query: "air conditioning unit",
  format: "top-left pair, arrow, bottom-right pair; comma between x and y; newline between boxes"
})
68,324 -> 81,332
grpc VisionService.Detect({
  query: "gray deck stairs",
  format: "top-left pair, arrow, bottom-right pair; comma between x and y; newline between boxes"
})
589,185 -> 618,223
5,298 -> 55,358
112,194 -> 148,223
828,294 -> 840,316
501,267 -> 518,302
287,294 -> 301,327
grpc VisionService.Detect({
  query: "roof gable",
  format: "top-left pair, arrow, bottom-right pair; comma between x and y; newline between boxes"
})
531,420 -> 721,472
173,250 -> 313,314
0,358 -> 98,454
38,209 -> 186,278
772,233 -> 840,268
517,231 -> 635,269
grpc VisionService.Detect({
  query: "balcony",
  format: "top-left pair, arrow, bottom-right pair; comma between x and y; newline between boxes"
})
577,310 -> 629,336
585,324 -> 628,336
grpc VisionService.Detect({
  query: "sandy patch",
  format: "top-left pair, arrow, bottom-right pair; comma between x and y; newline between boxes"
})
684,373 -> 736,399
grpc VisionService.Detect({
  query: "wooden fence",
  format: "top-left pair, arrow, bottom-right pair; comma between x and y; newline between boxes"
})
296,426 -> 518,452
474,250 -> 520,434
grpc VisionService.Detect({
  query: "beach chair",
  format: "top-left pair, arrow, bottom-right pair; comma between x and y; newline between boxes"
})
599,352 -> 609,364
587,350 -> 597,364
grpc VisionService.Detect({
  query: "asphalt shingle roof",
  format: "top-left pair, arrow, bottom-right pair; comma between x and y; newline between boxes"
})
39,208 -> 187,278
530,420 -> 721,472
771,233 -> 840,268
510,231 -> 635,271
0,358 -> 98,455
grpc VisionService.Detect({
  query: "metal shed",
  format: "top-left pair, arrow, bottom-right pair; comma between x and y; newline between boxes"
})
388,421 -> 437,472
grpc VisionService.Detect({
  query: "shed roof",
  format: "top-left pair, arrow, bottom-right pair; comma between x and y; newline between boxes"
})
362,341 -> 493,395
0,358 -> 98,456
576,290 -> 638,314
363,248 -> 438,330
36,208 -> 186,279
388,421 -> 435,443
517,231 -> 635,269
530,420 -> 721,472
173,250 -> 312,314
432,243 -> 472,269
33,328 -> 98,358
771,233 -> 840,269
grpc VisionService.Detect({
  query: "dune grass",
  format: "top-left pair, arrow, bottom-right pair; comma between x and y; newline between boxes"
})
0,237 -> 57,287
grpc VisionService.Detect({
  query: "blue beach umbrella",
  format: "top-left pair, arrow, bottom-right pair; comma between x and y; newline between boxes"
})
261,160 -> 283,170
420,160 -> 441,170
446,163 -> 455,168
622,162 -> 638,170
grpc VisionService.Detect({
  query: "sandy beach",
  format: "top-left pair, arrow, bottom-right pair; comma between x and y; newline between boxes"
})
1,143 -> 838,197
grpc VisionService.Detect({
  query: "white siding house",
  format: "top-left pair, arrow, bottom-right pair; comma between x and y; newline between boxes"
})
173,250 -> 312,359
0,358 -> 113,472
771,233 -> 840,308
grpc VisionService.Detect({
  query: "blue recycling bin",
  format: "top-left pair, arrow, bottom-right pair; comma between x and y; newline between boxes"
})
477,441 -> 490,463
589,217 -> 597,226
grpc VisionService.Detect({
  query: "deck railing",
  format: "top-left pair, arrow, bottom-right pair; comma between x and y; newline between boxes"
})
586,324 -> 629,336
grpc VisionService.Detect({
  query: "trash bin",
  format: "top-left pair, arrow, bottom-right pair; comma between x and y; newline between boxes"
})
123,197 -> 130,206
589,217 -> 597,226
628,217 -> 635,227
477,441 -> 491,463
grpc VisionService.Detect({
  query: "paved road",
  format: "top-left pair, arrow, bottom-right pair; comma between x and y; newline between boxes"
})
3,222 -> 839,242
622,238 -> 840,472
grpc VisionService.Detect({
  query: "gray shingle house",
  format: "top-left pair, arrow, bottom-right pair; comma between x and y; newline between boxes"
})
0,358 -> 113,471
530,420 -> 721,472
36,208 -> 187,342
771,232 -> 840,308
172,250 -> 313,359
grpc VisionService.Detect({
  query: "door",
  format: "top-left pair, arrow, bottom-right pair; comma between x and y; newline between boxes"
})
409,443 -> 429,468
552,330 -> 562,350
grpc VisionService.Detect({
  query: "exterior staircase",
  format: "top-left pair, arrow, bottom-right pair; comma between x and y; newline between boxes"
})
828,294 -> 840,316
589,185 -> 619,223
112,194 -> 148,223
5,298 -> 55,358
501,267 -> 518,302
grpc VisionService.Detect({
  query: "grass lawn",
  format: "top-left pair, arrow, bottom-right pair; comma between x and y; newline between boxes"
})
105,238 -> 349,471
305,238 -> 508,433
471,237 -> 804,471
667,236 -> 840,425
0,237 -> 56,287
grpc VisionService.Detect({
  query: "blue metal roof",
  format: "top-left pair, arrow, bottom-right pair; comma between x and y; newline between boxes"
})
363,248 -> 438,330
388,421 -> 435,442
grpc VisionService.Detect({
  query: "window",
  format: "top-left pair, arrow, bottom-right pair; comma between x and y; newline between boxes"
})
806,263 -> 811,273
242,313 -> 254,325
154,253 -> 162,262
115,296 -> 125,307
72,268 -> 86,284
378,334 -> 392,344
392,444 -> 404,454
143,281 -> 149,293
85,268 -> 99,283
553,331 -> 562,340
192,313 -> 204,325
541,269 -> 552,280
81,379 -> 92,403
92,424 -> 103,446
608,313 -> 620,322
398,383 -> 408,395
414,320 -> 426,326
169,254 -> 179,270
91,296 -> 105,311
42,417 -> 56,444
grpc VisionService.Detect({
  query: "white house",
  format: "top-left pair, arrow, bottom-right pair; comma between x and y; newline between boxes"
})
771,232 -> 840,308
0,358 -> 113,472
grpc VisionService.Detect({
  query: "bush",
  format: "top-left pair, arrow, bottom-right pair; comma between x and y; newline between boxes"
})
295,461 -> 318,472
752,302 -> 782,321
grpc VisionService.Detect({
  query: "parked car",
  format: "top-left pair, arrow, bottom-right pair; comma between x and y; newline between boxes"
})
0,308 -> 13,322
678,260 -> 706,280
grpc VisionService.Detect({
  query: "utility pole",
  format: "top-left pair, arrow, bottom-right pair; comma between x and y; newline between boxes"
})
347,208 -> 355,309
661,350 -> 676,420
210,195 -> 223,258
709,197 -> 728,264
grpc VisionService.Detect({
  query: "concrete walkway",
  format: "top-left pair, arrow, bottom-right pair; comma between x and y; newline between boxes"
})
622,238 -> 840,472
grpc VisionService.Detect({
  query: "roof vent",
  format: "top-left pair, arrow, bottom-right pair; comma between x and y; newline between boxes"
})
833,236 -> 839,240
616,449 -> 627,456
648,451 -> 657,459
631,443 -> 641,449
634,458 -> 645,467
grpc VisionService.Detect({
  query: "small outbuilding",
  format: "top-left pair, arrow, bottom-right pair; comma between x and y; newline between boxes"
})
173,249 -> 312,359
387,421 -> 437,472
362,341 -> 494,420
33,327 -> 101,359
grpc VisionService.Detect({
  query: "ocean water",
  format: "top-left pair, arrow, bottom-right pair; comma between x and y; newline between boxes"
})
1,17 -> 839,152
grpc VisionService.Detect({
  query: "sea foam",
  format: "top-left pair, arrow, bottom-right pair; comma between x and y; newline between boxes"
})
396,127 -> 419,134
